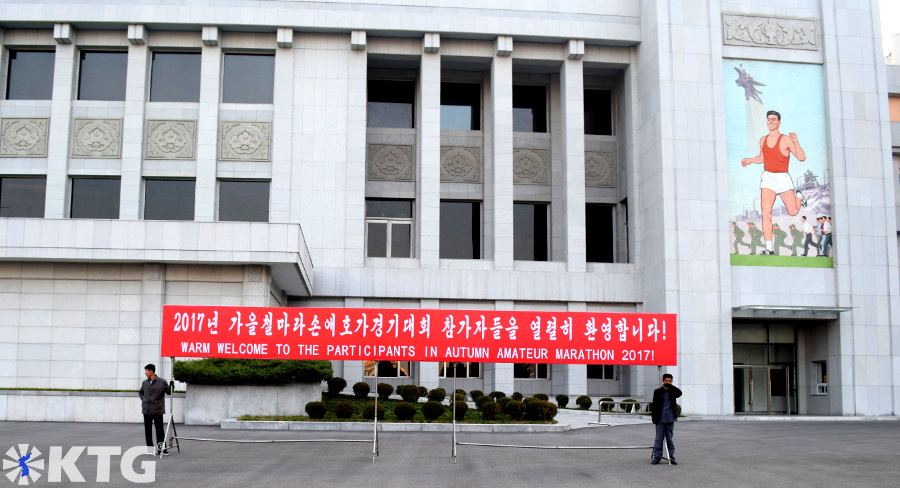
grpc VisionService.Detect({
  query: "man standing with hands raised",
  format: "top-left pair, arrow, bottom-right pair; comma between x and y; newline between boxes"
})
651,373 -> 682,465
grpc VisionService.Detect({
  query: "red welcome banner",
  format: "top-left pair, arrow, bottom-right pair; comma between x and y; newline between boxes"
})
161,306 -> 677,365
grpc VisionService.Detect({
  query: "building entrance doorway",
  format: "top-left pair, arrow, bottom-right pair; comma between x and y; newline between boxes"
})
733,323 -> 797,414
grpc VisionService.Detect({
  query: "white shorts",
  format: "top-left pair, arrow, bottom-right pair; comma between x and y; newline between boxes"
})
760,171 -> 795,194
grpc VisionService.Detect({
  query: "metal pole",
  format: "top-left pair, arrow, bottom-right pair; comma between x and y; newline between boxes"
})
372,360 -> 378,463
452,362 -> 457,463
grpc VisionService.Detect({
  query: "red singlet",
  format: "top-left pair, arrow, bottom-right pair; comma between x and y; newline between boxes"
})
762,134 -> 790,173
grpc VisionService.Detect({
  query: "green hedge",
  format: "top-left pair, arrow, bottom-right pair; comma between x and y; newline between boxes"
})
173,358 -> 332,385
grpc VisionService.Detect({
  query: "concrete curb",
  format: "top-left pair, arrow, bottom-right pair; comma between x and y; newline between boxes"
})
221,419 -> 571,432
689,415 -> 900,422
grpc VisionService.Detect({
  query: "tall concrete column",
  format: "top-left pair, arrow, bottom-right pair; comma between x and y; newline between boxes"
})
194,28 -> 221,222
418,298 -> 441,389
270,29 -> 294,223
45,32 -> 76,218
418,34 -> 441,267
119,38 -> 148,220
560,53 -> 586,271
491,37 -> 514,269
492,299 -> 514,393
344,31 -> 368,267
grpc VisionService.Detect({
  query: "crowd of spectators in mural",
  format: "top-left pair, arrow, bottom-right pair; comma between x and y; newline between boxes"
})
732,216 -> 832,257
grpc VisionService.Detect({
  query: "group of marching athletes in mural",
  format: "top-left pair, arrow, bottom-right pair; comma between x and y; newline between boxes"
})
731,216 -> 832,256
733,109 -> 833,257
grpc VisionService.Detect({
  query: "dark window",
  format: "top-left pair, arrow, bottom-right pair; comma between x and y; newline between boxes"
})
78,51 -> 127,101
366,199 -> 413,258
514,202 -> 548,261
584,89 -> 613,135
0,176 -> 46,217
440,201 -> 480,259
144,179 -> 195,220
514,363 -> 549,379
218,180 -> 269,222
6,50 -> 55,100
586,204 -> 614,263
513,85 -> 547,132
367,80 -> 415,128
222,54 -> 275,103
440,362 -> 480,378
70,178 -> 120,219
149,52 -> 201,102
364,360 -> 411,377
587,364 -> 615,380
441,82 -> 480,130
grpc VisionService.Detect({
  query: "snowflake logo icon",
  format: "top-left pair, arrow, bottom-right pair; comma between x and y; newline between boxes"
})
3,445 -> 44,485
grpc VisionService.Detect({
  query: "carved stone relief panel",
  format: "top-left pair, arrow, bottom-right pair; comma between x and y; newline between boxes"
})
0,118 -> 49,157
145,120 -> 196,160
585,151 -> 616,188
219,121 -> 271,161
368,144 -> 414,181
71,118 -> 123,158
722,13 -> 818,51
513,148 -> 548,185
440,146 -> 481,183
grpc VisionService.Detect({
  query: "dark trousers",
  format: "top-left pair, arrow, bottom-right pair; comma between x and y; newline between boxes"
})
653,422 -> 675,461
802,234 -> 817,256
143,414 -> 165,451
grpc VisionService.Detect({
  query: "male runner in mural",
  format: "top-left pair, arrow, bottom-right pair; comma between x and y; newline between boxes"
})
772,223 -> 789,256
741,110 -> 807,255
747,222 -> 763,255
789,223 -> 803,256
731,221 -> 748,254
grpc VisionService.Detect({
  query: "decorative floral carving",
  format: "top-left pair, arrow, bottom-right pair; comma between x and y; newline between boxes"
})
585,151 -> 616,188
723,14 -> 817,51
513,148 -> 548,185
219,121 -> 271,161
440,146 -> 481,183
71,119 -> 122,158
0,118 -> 49,157
368,144 -> 414,181
145,120 -> 196,160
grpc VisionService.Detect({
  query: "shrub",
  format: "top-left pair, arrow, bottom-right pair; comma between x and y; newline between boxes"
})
427,387 -> 446,402
396,384 -> 421,403
523,398 -> 558,422
362,402 -> 385,420
377,382 -> 394,401
481,401 -> 501,421
504,400 -> 526,421
546,401 -> 558,420
334,401 -> 354,419
353,381 -> 371,399
534,393 -> 549,401
455,389 -> 467,399
173,358 -> 332,385
490,391 -> 506,401
327,377 -> 347,395
304,401 -> 326,419
394,401 -> 417,421
555,394 -> 569,408
470,390 -> 484,402
422,401 -> 445,421
511,392 -> 524,401
620,398 -> 639,413
454,401 -> 469,420
454,393 -> 467,405
599,397 -> 615,412
474,394 -> 492,410
576,395 -> 592,410
417,386 -> 429,398
497,396 -> 511,409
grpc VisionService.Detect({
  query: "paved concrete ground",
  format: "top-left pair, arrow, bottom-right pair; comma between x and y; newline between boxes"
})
2,419 -> 898,487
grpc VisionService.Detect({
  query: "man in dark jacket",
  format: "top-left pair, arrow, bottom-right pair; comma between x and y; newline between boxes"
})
650,373 -> 682,465
139,363 -> 171,454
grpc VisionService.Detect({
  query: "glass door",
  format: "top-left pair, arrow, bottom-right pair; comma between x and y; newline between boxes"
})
734,366 -> 768,413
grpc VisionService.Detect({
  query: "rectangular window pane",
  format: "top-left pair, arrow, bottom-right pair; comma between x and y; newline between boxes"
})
514,203 -> 547,261
584,89 -> 613,135
367,80 -> 415,128
586,204 -> 614,263
513,85 -> 546,132
218,180 -> 269,222
441,82 -> 480,130
6,50 -> 55,100
0,177 -> 46,217
366,199 -> 412,218
78,51 -> 127,101
222,54 -> 275,103
144,179 -> 195,221
365,360 -> 410,377
150,52 -> 201,102
440,201 -> 480,259
391,223 -> 411,258
367,222 -> 387,257
70,178 -> 120,219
